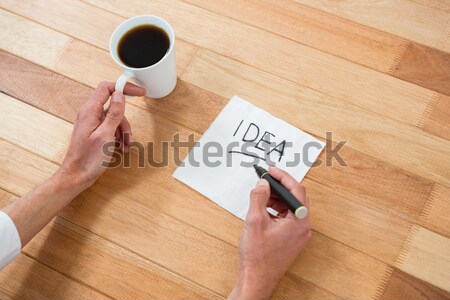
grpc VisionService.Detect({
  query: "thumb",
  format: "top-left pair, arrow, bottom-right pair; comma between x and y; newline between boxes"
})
248,179 -> 271,222
99,91 -> 125,135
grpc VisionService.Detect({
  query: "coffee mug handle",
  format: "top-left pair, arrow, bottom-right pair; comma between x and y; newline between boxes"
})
115,72 -> 133,93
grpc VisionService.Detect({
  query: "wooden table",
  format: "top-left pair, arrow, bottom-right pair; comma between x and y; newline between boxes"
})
0,0 -> 449,299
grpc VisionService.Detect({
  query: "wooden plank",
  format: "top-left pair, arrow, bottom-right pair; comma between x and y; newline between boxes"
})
0,190 -> 218,299
0,51 -> 91,123
0,50 -> 436,226
306,179 -> 411,263
0,138 -> 238,294
420,184 -> 450,238
0,139 -> 342,299
0,89 -> 411,264
24,217 -> 221,299
294,0 -> 450,53
0,255 -> 109,300
0,139 -> 58,196
0,9 -> 70,69
1,2 -> 438,129
292,231 -> 391,300
0,91 -> 71,163
2,8 -> 447,172
380,269 -> 450,300
2,92 -> 342,294
180,0 -> 409,74
0,11 -> 445,204
422,94 -> 450,140
180,50 -> 450,187
0,189 -> 15,206
411,0 -> 450,13
395,225 -> 450,291
85,0 -> 439,126
392,42 -> 450,96
272,274 -> 341,300
0,89 -> 393,298
0,0 -> 196,76
0,51 -> 434,244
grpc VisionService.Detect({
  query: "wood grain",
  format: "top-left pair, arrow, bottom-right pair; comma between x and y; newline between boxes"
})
181,0 -> 409,74
392,42 -> 450,96
0,11 -> 444,212
294,0 -> 450,53
291,231 -> 390,299
0,52 -> 435,254
0,137 -> 342,299
0,21 -> 439,223
2,89 -> 344,298
420,184 -> 450,238
422,94 -> 450,140
395,225 -> 450,291
0,139 -> 58,196
0,254 -> 110,300
0,9 -> 69,69
1,0 -> 449,298
0,88 -> 392,299
0,63 -> 405,298
0,92 -> 71,163
181,50 -> 450,187
0,0 -> 196,76
2,1 -> 438,128
380,269 -> 450,300
0,190 -> 218,299
411,0 -> 450,13
305,178 -> 411,263
0,72 -> 416,265
89,0 -> 439,125
0,51 -> 91,123
24,217 -> 221,299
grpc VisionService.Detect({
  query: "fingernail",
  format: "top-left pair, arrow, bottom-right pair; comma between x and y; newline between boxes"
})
129,133 -> 134,143
256,179 -> 268,187
112,92 -> 123,103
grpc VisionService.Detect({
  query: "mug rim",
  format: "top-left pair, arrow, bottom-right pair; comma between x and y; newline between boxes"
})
109,15 -> 175,71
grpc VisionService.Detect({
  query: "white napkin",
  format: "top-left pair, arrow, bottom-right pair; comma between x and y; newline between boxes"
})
173,96 -> 325,220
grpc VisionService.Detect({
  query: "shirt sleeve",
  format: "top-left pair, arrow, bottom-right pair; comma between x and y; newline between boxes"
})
0,211 -> 21,270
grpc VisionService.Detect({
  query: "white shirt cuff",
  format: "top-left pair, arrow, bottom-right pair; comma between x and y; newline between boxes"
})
0,211 -> 21,269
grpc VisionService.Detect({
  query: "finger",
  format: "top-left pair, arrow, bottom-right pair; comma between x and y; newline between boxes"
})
269,166 -> 307,207
119,117 -> 133,146
285,209 -> 297,220
115,129 -> 121,141
89,81 -> 146,106
96,92 -> 125,137
247,179 -> 271,224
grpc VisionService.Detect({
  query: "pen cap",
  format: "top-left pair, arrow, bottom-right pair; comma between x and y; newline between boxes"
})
295,206 -> 308,219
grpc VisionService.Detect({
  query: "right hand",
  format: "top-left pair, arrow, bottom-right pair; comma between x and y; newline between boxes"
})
229,167 -> 312,300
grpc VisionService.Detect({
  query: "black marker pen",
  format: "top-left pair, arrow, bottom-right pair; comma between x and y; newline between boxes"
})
253,165 -> 308,219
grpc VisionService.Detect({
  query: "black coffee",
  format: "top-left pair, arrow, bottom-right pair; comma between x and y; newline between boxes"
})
118,25 -> 170,68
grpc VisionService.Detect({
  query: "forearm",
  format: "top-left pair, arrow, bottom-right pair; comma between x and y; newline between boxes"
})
228,269 -> 278,300
1,169 -> 84,246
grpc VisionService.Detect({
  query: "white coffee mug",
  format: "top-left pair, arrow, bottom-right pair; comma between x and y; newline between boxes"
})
109,15 -> 177,98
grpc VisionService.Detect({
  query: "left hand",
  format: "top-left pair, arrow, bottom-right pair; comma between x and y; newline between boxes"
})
57,81 -> 146,190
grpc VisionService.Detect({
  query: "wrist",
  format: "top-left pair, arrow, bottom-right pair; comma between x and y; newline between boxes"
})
51,168 -> 89,199
228,268 -> 276,300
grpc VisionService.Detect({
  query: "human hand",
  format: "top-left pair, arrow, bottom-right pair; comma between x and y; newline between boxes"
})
57,81 -> 146,191
229,167 -> 311,300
